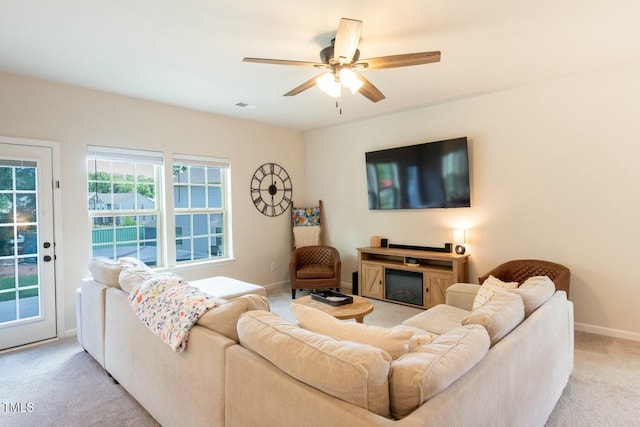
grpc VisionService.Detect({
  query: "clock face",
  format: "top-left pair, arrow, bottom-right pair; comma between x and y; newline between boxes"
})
250,162 -> 292,217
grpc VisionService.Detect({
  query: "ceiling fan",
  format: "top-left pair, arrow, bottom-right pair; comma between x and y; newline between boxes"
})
243,18 -> 441,103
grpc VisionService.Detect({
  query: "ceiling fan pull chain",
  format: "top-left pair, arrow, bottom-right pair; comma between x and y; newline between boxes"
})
336,101 -> 342,115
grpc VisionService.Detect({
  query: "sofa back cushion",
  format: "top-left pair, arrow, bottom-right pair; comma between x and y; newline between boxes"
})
389,325 -> 490,419
291,303 -> 413,359
237,311 -> 392,417
510,275 -> 556,317
463,291 -> 525,346
197,295 -> 269,342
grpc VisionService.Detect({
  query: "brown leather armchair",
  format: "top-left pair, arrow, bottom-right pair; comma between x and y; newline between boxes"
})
289,246 -> 341,299
478,259 -> 570,297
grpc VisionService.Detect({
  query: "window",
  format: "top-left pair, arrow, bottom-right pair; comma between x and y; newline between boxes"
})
172,155 -> 230,264
87,146 -> 162,266
87,147 -> 231,267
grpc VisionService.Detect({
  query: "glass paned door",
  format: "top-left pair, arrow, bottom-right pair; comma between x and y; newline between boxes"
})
0,142 -> 56,351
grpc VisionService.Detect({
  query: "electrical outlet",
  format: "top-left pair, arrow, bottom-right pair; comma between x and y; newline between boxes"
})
270,262 -> 276,272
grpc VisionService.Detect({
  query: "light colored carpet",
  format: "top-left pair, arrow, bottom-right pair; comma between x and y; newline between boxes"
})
1,288 -> 639,426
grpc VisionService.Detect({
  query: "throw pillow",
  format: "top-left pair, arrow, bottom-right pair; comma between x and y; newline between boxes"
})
463,291 -> 525,346
88,257 -> 123,288
197,294 -> 270,342
237,311 -> 391,417
118,258 -> 155,294
510,275 -> 556,317
389,325 -> 490,419
291,303 -> 413,359
473,275 -> 518,310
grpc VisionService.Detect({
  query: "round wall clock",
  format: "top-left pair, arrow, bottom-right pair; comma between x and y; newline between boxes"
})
250,162 -> 293,217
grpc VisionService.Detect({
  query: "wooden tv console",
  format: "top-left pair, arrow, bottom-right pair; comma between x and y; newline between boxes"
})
357,246 -> 470,309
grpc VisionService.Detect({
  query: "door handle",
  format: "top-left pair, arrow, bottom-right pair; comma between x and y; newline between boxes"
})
43,255 -> 52,262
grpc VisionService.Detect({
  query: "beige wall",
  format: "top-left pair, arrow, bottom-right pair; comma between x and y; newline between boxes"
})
0,71 -> 304,336
304,61 -> 640,340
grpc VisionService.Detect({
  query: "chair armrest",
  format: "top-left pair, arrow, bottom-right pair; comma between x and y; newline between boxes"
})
445,283 -> 480,311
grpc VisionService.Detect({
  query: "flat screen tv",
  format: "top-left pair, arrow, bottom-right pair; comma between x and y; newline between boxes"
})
366,137 -> 470,210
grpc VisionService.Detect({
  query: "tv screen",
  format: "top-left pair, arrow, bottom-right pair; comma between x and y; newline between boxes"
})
366,137 -> 470,210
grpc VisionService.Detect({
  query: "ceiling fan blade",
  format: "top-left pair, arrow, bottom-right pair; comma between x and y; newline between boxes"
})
356,73 -> 385,103
284,74 -> 324,97
356,51 -> 441,70
333,18 -> 362,65
243,57 -> 325,67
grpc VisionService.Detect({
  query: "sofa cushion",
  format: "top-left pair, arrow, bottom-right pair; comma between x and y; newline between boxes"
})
401,303 -> 470,335
296,264 -> 334,279
88,257 -> 123,288
292,303 -> 413,359
237,311 -> 391,417
510,275 -> 556,317
190,276 -> 267,299
118,258 -> 156,294
389,325 -> 490,419
473,275 -> 519,310
463,291 -> 525,346
197,294 -> 269,342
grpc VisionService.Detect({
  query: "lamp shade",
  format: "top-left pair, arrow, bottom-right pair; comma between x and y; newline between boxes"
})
453,229 -> 466,244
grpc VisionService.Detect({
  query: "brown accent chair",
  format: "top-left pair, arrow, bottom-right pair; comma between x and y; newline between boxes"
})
478,259 -> 571,297
289,246 -> 341,299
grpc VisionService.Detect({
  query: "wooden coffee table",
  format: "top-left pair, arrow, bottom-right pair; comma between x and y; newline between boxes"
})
292,294 -> 374,323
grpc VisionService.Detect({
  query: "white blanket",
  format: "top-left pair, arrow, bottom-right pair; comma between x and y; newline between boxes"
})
293,225 -> 321,248
129,273 -> 224,351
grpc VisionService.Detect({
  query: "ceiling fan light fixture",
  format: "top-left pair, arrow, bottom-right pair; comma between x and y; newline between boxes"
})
339,68 -> 363,94
317,72 -> 341,97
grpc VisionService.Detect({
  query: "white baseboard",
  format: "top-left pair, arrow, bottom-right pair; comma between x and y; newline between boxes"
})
64,328 -> 78,338
263,281 -> 289,293
575,322 -> 640,342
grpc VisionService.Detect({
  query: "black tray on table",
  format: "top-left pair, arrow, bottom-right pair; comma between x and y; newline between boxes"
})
310,290 -> 354,306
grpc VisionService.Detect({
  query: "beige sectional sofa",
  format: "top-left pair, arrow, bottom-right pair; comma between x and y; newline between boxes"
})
227,279 -> 573,427
77,258 -> 268,427
79,259 -> 573,427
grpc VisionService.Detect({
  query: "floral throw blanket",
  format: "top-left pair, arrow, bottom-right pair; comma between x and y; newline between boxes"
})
129,273 -> 225,352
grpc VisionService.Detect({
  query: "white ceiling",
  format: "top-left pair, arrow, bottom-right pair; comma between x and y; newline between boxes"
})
1,1 -> 639,131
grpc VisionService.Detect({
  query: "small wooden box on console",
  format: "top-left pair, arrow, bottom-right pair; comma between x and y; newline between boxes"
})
357,246 -> 470,309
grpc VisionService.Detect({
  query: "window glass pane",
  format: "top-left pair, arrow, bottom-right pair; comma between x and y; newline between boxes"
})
18,225 -> 37,255
16,193 -> 36,222
175,214 -> 191,236
0,195 -> 12,224
0,167 -> 12,190
174,186 -> 188,208
207,168 -> 221,184
19,288 -> 39,319
190,166 -> 206,184
193,237 -> 209,260
191,186 -> 206,208
193,214 -> 208,235
207,186 -> 222,208
173,165 -> 187,183
176,238 -> 191,262
0,291 -> 17,321
16,167 -> 36,191
210,213 -> 223,235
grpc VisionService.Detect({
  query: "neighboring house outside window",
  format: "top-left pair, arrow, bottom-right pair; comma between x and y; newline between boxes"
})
87,147 -> 232,268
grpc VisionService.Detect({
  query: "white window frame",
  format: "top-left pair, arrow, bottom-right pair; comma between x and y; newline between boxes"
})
168,154 -> 232,267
